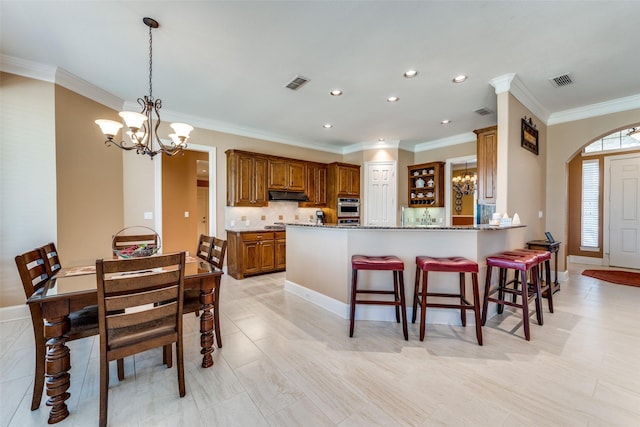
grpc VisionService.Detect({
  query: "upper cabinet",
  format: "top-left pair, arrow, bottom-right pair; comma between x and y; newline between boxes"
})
328,162 -> 360,197
268,158 -> 305,191
474,126 -> 497,205
299,162 -> 327,207
226,150 -> 268,207
407,162 -> 444,207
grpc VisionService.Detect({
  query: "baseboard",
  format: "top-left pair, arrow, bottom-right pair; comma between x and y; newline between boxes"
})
0,304 -> 30,322
284,279 -> 482,325
568,255 -> 604,266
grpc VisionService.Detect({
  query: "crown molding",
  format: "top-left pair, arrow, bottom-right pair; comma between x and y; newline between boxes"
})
490,73 -> 550,122
547,93 -> 640,125
1,54 -> 56,82
55,68 -> 124,111
342,140 -> 400,154
413,132 -> 477,153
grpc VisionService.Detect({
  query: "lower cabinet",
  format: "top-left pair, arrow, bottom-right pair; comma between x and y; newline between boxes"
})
227,230 -> 286,280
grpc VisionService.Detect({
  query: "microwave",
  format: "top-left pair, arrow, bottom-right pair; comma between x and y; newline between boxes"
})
337,197 -> 360,217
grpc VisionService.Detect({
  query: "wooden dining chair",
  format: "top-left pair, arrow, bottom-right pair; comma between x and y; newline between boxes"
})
183,237 -> 226,347
39,242 -> 62,277
96,252 -> 186,427
196,234 -> 214,261
15,248 -> 99,411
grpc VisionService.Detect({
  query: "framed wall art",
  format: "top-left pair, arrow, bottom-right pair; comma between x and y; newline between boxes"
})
521,117 -> 539,155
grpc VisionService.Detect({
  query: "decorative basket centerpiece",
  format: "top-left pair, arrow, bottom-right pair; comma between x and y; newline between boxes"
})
112,226 -> 161,258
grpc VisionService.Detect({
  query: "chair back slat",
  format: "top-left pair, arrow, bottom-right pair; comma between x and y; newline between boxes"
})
15,249 -> 50,298
196,234 -> 214,261
209,238 -> 228,269
104,286 -> 179,312
102,270 -> 182,295
106,300 -> 178,330
40,242 -> 61,276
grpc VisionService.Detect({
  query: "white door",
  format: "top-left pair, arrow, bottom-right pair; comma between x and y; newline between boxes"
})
609,156 -> 640,268
197,186 -> 209,237
365,161 -> 396,226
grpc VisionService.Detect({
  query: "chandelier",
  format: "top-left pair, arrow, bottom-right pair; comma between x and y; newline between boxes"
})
452,163 -> 477,196
95,17 -> 193,158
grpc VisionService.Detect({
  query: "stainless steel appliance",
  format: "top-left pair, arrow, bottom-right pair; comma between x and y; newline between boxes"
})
337,197 -> 360,217
337,218 -> 360,226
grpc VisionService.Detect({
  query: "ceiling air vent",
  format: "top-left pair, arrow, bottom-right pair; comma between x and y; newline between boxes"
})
473,107 -> 494,116
284,75 -> 310,90
549,73 -> 574,88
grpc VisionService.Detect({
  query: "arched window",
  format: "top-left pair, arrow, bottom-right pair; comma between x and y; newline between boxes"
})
584,127 -> 640,153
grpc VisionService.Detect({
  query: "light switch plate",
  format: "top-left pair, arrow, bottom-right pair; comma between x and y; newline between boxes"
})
144,212 -> 153,220
184,211 -> 189,218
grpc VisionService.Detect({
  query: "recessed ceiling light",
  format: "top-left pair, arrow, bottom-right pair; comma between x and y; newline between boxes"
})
387,96 -> 399,102
323,123 -> 333,129
452,75 -> 468,83
330,89 -> 343,96
441,119 -> 452,124
404,69 -> 419,78
378,137 -> 385,142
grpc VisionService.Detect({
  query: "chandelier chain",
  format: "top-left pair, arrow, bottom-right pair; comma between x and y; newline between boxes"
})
148,24 -> 153,99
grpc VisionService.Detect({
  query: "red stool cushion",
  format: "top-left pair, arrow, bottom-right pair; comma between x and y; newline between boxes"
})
415,256 -> 478,273
352,255 -> 404,271
486,252 -> 538,271
514,248 -> 551,262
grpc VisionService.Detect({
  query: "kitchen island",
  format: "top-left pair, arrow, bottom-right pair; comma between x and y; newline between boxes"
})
285,223 -> 526,325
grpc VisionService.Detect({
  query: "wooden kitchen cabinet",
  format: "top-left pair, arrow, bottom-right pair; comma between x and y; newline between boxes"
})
268,158 -> 305,191
299,162 -> 327,207
227,230 -> 286,280
275,231 -> 286,270
328,162 -> 360,197
474,126 -> 497,205
226,150 -> 268,207
407,162 -> 445,207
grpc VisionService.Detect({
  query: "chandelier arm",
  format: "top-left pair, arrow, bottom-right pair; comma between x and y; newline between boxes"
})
104,139 -> 138,151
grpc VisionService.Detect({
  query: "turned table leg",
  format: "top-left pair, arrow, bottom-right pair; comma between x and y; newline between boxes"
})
43,313 -> 71,424
199,277 -> 215,368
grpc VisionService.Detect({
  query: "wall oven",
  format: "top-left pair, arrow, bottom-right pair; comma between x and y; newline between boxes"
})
337,197 -> 360,217
337,218 -> 360,226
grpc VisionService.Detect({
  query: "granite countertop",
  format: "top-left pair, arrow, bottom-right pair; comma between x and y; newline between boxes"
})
284,223 -> 526,231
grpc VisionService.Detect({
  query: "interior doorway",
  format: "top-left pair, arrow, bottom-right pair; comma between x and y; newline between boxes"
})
154,144 -> 217,255
445,155 -> 477,226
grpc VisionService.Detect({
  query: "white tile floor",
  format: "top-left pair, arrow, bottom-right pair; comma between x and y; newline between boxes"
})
1,264 -> 640,426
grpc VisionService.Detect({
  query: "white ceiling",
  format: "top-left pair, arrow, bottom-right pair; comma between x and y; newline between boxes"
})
2,1 -> 639,153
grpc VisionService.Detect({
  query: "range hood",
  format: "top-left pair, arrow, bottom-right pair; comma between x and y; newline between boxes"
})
268,190 -> 309,202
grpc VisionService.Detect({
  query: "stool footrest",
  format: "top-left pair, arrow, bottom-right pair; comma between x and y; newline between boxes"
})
487,298 -> 526,309
355,290 -> 396,295
425,301 -> 474,310
355,299 -> 401,306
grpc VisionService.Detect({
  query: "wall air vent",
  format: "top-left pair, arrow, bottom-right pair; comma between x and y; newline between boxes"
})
473,107 -> 494,116
284,75 -> 310,90
549,73 -> 574,88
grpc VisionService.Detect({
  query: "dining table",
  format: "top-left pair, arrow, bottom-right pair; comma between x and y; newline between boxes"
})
26,256 -> 222,424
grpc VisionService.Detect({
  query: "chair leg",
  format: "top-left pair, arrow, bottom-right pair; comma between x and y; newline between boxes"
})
117,359 -> 125,381
412,266 -> 421,323
214,308 -> 223,348
481,266 -> 493,326
459,272 -> 467,326
164,344 -> 173,368
545,260 -> 554,313
398,270 -> 408,341
512,270 -> 519,304
349,269 -> 358,337
31,332 -> 45,410
99,353 -> 109,427
393,271 -> 401,323
497,268 -> 506,314
520,269 -> 531,341
532,266 -> 544,326
419,270 -> 429,341
471,273 -> 483,346
176,341 -> 186,398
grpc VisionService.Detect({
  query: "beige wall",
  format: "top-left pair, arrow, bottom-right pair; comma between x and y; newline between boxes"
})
504,94 -> 547,242
55,86 -> 124,266
547,108 -> 640,270
1,73 -> 56,307
413,140 -> 476,165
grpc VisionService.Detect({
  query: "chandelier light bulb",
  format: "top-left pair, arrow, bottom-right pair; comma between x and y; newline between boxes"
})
95,119 -> 123,139
170,122 -> 194,139
119,111 -> 147,130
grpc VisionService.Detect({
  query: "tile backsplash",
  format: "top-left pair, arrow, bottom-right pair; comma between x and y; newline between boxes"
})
226,202 -> 321,228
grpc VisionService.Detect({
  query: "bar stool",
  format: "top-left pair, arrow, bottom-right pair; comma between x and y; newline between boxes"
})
481,251 -> 543,341
506,249 -> 554,312
412,256 -> 482,345
350,255 -> 408,340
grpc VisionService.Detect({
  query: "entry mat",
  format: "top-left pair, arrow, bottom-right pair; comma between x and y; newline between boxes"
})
582,269 -> 640,288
